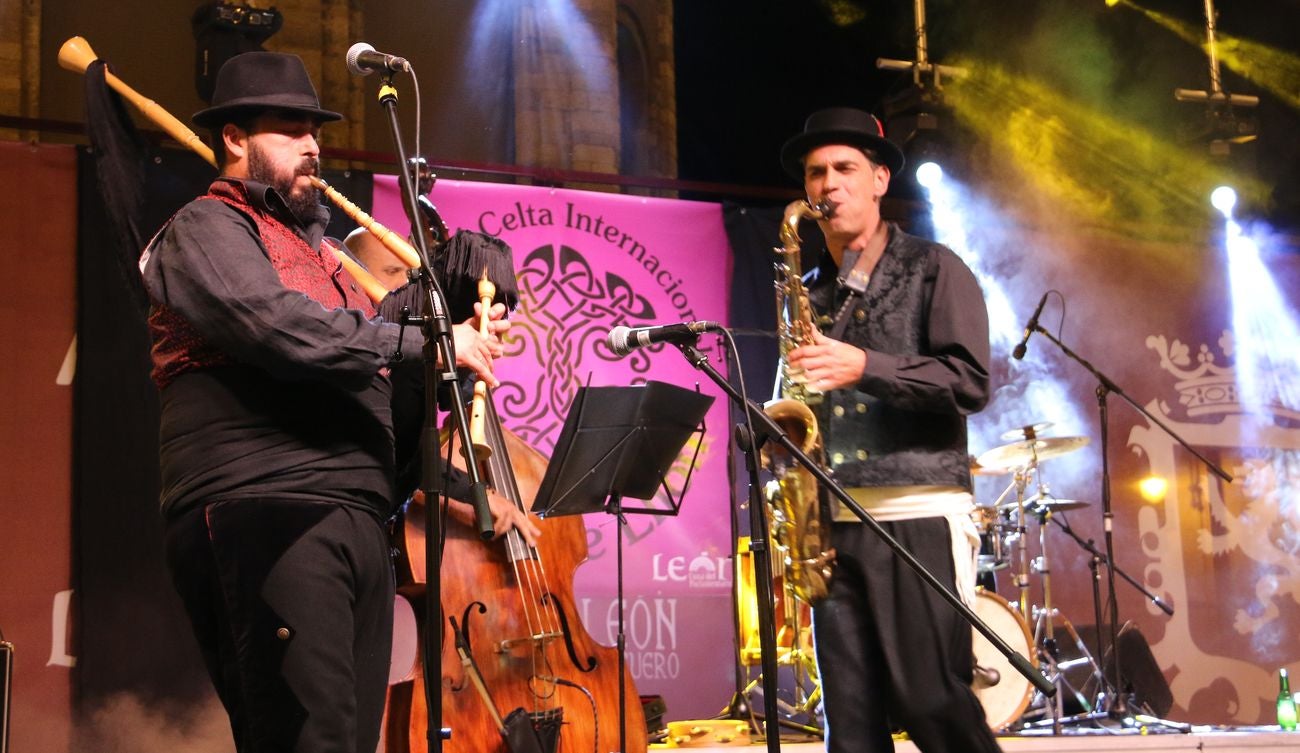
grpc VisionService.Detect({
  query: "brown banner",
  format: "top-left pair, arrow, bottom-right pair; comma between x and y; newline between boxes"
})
0,141 -> 77,752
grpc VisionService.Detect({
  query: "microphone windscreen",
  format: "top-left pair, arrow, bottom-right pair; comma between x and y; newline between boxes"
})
346,42 -> 375,76
606,326 -> 632,356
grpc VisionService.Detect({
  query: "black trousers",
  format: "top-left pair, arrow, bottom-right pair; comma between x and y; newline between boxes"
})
812,517 -> 1001,753
165,498 -> 394,753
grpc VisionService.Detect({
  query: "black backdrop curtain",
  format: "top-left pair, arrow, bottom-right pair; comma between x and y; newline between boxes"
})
72,147 -> 373,720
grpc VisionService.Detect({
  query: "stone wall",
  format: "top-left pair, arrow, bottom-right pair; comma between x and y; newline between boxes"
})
0,0 -> 42,141
0,0 -> 676,179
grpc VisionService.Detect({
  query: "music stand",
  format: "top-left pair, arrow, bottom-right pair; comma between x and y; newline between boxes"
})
532,381 -> 714,753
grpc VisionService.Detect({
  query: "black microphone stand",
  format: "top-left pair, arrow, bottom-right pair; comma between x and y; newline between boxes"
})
671,340 -> 1055,730
374,71 -> 496,753
1026,324 -> 1230,723
716,343 -> 786,753
1050,513 -> 1174,621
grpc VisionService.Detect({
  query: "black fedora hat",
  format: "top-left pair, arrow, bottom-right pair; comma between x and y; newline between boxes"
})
780,107 -> 905,180
193,51 -> 342,128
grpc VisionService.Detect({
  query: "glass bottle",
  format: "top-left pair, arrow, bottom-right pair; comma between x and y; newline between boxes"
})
1279,668 -> 1297,731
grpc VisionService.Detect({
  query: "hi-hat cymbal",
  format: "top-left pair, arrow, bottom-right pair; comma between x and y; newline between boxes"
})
976,436 -> 1091,471
999,421 -> 1054,442
1001,498 -> 1090,514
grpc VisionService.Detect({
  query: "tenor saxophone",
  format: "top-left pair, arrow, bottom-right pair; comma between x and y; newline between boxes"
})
761,199 -> 836,604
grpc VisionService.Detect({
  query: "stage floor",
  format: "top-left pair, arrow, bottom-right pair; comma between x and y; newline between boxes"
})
650,726 -> 1299,752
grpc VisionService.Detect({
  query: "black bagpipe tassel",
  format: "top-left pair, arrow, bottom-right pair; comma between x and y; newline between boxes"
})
431,230 -> 520,321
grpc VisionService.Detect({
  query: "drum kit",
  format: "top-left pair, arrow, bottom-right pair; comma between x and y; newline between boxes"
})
968,421 -> 1110,733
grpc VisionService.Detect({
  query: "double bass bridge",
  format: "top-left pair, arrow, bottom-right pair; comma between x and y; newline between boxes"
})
496,629 -> 564,654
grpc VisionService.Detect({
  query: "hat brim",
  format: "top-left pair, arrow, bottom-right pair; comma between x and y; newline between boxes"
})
193,99 -> 343,129
780,130 -> 906,180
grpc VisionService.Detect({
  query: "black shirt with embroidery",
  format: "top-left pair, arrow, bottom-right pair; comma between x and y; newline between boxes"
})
803,223 -> 990,491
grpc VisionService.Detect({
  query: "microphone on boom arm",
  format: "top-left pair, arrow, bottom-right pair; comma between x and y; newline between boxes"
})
606,321 -> 723,357
1012,292 -> 1050,361
346,42 -> 410,76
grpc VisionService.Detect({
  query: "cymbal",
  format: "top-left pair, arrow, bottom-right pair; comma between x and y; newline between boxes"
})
976,436 -> 1090,471
969,458 -> 1009,477
1000,497 -> 1089,514
999,421 -> 1054,442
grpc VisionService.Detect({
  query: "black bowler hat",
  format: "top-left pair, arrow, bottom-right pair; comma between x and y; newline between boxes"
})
193,51 -> 342,129
780,107 -> 905,180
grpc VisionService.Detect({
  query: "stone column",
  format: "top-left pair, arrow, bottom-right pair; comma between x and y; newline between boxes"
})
514,0 -> 621,176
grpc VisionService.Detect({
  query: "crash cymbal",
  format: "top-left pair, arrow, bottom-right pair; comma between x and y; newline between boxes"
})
999,421 -> 1055,442
976,436 -> 1091,471
1002,498 -> 1090,514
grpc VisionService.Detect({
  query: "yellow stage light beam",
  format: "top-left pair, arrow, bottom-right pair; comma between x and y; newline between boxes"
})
1130,3 -> 1300,111
942,58 -> 1269,238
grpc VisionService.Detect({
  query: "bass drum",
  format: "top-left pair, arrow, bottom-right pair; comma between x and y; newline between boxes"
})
971,589 -> 1035,731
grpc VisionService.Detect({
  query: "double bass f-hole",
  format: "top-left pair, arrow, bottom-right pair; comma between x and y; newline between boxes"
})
541,593 -> 598,673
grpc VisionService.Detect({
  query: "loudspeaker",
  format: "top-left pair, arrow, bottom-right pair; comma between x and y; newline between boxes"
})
1077,621 -> 1173,717
1,640 -> 12,753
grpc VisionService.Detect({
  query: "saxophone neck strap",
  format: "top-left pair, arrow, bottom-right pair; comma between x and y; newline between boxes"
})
827,221 -> 890,340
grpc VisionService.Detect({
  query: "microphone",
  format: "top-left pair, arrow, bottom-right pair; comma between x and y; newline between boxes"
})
606,321 -> 723,357
346,42 -> 409,76
1012,292 -> 1050,360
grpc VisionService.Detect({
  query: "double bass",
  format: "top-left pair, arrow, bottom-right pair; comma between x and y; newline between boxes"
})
386,272 -> 647,753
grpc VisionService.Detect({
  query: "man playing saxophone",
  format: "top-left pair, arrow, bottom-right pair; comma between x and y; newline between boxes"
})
781,107 -> 998,753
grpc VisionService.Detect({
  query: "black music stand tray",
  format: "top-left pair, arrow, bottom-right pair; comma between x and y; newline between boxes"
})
532,381 -> 714,752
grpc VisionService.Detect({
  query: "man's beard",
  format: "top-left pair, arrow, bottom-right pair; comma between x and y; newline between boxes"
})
247,143 -> 322,224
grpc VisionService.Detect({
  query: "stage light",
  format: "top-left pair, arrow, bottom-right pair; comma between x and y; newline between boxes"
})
916,161 -> 944,189
1104,0 -> 1121,7
1211,186 -> 1238,217
1134,3 -> 1300,112
1138,475 -> 1168,502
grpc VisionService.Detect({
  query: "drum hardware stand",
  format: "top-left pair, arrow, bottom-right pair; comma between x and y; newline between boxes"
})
1046,513 -> 1187,732
1010,464 -> 1034,617
739,629 -> 824,737
726,540 -> 824,739
1019,506 -> 1106,733
993,423 -> 1047,618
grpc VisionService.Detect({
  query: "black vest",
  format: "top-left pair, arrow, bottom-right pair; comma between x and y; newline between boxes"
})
806,225 -> 976,490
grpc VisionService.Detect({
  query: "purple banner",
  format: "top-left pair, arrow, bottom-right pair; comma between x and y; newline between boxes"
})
374,177 -> 738,718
